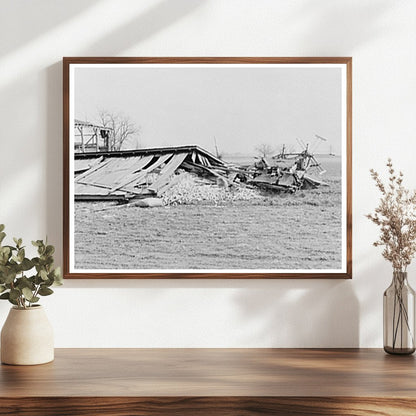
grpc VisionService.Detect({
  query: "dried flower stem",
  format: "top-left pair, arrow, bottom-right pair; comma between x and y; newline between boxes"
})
366,159 -> 416,272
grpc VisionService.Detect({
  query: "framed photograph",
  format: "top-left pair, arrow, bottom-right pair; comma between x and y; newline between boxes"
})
63,57 -> 352,279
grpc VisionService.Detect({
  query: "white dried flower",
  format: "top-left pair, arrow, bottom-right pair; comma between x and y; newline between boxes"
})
367,159 -> 416,272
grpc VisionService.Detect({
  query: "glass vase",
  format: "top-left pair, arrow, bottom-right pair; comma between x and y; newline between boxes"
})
383,271 -> 415,355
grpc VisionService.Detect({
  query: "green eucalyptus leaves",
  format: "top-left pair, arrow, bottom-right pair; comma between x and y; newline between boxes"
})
0,224 -> 62,309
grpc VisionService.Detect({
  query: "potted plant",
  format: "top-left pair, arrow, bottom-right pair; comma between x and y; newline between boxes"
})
0,224 -> 62,365
367,159 -> 416,354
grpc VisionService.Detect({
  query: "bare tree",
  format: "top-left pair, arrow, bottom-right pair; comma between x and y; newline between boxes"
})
255,143 -> 274,158
97,110 -> 140,151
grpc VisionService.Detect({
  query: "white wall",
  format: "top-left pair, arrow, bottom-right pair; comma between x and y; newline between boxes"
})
1,0 -> 416,347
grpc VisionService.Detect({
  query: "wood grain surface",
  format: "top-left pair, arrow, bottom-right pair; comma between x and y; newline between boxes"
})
1,397 -> 416,416
0,348 -> 415,415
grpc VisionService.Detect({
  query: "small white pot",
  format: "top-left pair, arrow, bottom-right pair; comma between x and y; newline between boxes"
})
1,305 -> 54,365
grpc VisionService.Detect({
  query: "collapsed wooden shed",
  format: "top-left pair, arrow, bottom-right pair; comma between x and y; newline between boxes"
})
74,145 -> 229,201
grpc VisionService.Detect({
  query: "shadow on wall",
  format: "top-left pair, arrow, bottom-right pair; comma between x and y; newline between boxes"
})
0,0 -> 101,56
1,0 -> 399,345
290,0 -> 394,53
81,0 -> 206,55
56,277 -> 359,348
44,0 -> 206,263
233,279 -> 359,347
46,62 -> 64,263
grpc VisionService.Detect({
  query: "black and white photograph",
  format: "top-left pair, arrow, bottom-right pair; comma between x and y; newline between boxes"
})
64,58 -> 351,278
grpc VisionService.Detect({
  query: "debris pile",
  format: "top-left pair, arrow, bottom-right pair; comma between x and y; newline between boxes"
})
73,140 -> 328,204
161,172 -> 261,206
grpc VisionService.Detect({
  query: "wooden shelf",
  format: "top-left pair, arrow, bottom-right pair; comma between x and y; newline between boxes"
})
1,348 -> 415,415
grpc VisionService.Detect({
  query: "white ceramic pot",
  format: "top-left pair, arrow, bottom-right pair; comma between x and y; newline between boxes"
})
1,305 -> 54,365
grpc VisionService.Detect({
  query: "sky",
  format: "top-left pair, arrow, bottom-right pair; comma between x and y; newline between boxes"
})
74,64 -> 343,156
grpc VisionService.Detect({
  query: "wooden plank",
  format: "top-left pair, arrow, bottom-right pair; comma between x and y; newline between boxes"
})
199,155 -> 211,167
72,144 -> 227,168
74,156 -> 103,174
181,161 -> 204,174
148,153 -> 188,193
95,156 -> 145,187
74,158 -> 110,183
74,194 -> 129,202
186,161 -> 229,182
2,349 -> 416,416
75,156 -> 153,199
3,349 -> 416,397
74,183 -> 126,196
104,155 -> 158,194
75,157 -> 123,183
2,348 -> 416,414
1,396 -> 416,416
208,164 -> 254,175
75,181 -> 145,197
108,154 -> 172,195
80,156 -> 144,187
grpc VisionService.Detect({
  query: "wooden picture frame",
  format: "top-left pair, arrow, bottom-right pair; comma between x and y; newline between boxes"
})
63,57 -> 352,279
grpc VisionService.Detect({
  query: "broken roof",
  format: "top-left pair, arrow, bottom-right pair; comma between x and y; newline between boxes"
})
74,119 -> 112,131
74,145 -> 225,167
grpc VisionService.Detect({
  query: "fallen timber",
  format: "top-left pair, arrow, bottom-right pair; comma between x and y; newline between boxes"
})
74,145 -> 227,202
74,144 -> 328,202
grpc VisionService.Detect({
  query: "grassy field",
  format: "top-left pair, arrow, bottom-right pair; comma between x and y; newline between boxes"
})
74,158 -> 342,270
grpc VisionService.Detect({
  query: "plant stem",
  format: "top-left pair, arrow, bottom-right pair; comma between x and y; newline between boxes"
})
391,275 -> 414,350
392,286 -> 397,347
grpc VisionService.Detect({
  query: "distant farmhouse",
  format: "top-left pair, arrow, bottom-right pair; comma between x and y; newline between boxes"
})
74,119 -> 113,153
